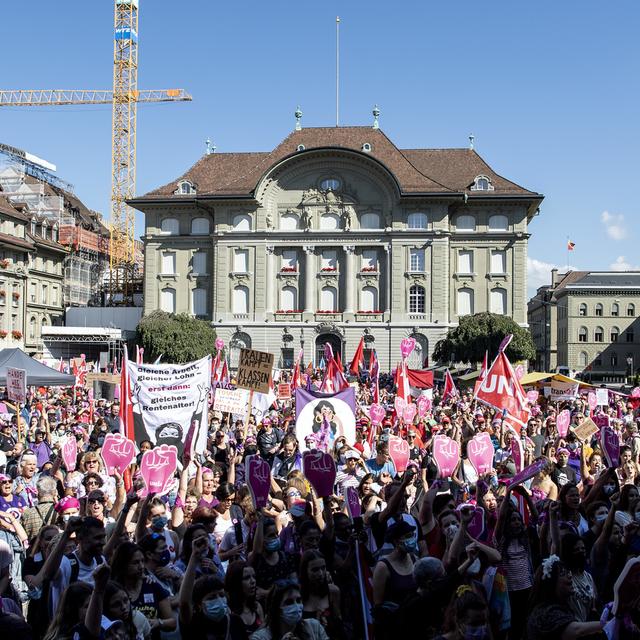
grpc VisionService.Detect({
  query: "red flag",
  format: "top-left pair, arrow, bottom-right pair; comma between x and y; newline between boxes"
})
349,337 -> 365,376
320,343 -> 349,393
474,351 -> 489,397
211,352 -> 221,383
291,348 -> 304,390
220,359 -> 229,384
136,346 -> 144,365
369,349 -> 380,404
58,357 -> 64,373
442,369 -> 458,403
335,350 -> 344,374
475,350 -> 530,432
119,345 -> 135,441
396,360 -> 411,402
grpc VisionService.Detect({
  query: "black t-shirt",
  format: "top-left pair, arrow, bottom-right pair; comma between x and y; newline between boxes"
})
551,464 -> 577,488
252,551 -> 296,591
0,433 -> 16,453
129,573 -> 171,620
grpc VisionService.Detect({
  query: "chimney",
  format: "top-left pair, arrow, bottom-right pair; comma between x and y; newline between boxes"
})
551,268 -> 558,286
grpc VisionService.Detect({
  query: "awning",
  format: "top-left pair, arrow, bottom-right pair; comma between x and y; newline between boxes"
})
519,371 -> 595,388
457,370 -> 481,382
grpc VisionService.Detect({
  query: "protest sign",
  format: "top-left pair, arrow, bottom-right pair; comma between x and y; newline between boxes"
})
344,486 -> 362,519
369,403 -> 385,425
432,435 -> 460,478
465,506 -> 485,539
600,425 -> 620,468
127,356 -> 211,459
139,445 -> 178,497
388,436 -> 410,472
572,417 -> 599,442
557,409 -> 571,438
61,436 -> 78,472
247,455 -> 270,510
587,392 -> 597,412
550,380 -> 579,401
402,404 -> 417,424
86,372 -> 119,387
236,349 -> 274,393
213,388 -> 248,416
507,458 -> 547,487
468,432 -> 494,475
303,450 -> 336,497
417,395 -> 431,417
510,435 -> 524,472
277,383 -> 292,400
6,368 -> 26,403
596,388 -> 609,406
101,433 -> 136,476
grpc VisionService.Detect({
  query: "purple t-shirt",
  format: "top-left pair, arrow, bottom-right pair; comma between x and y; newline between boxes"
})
29,440 -> 53,468
0,493 -> 27,519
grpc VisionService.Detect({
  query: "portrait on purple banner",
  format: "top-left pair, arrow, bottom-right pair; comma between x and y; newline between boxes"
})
295,387 -> 356,452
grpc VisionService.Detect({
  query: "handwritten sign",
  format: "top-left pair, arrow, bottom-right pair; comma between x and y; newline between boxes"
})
236,349 -> 274,393
596,388 -> 609,406
213,388 -> 248,415
572,417 -> 599,442
277,383 -> 291,400
6,368 -> 26,403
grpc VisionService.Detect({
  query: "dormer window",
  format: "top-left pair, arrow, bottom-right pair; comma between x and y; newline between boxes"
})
297,144 -> 306,152
41,220 -> 48,239
470,175 -> 494,191
176,180 -> 196,195
30,219 -> 36,234
362,143 -> 372,152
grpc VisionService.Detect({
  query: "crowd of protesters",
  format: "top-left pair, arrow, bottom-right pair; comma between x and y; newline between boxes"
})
0,370 -> 639,640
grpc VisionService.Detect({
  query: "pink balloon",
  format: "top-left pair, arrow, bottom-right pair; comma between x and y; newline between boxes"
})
303,450 -> 336,497
247,455 -> 270,510
344,486 -> 362,519
369,403 -> 386,426
394,397 -> 407,417
557,409 -> 571,438
388,436 -> 410,472
61,436 -> 78,472
402,404 -> 417,424
400,337 -> 416,359
101,433 -> 136,476
467,432 -> 494,475
417,395 -> 432,417
139,445 -> 178,497
432,434 -> 460,478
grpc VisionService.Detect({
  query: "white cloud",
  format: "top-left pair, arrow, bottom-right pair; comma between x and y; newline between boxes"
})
527,257 -> 575,298
609,255 -> 640,271
601,211 -> 626,240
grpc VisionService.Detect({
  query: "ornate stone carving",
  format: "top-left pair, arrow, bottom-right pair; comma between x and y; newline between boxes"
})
266,245 -> 275,254
343,245 -> 356,255
314,322 -> 345,337
303,246 -> 315,255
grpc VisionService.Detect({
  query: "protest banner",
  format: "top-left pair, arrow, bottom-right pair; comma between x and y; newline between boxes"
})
550,379 -> 579,401
277,383 -> 292,400
303,450 -> 336,497
572,417 -> 599,442
127,356 -> 211,459
6,367 -> 26,403
213,388 -> 249,416
295,387 -> 356,451
236,348 -> 274,394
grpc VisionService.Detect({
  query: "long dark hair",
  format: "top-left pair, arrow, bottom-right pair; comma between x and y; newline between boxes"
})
180,523 -> 209,562
43,582 -> 92,640
299,549 -> 328,601
528,558 -> 570,610
442,586 -> 488,632
110,541 -> 142,585
225,560 -> 256,614
103,580 -> 138,640
265,581 -> 309,639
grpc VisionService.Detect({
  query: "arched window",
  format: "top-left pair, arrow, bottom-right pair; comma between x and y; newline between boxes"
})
360,286 -> 378,312
191,217 -> 209,235
627,303 -> 636,317
488,215 -> 509,231
160,288 -> 176,313
457,288 -> 474,316
192,288 -> 207,316
360,212 -> 381,229
230,332 -> 252,369
280,212 -> 299,230
233,286 -> 249,314
408,333 -> 429,368
29,316 -> 36,339
579,351 -> 588,368
456,215 -> 476,231
490,288 -> 507,315
612,303 -> 619,316
178,180 -> 195,194
321,286 -> 337,312
232,214 -> 251,231
578,326 -> 588,342
595,303 -> 603,317
594,326 -> 604,342
320,213 -> 340,230
579,303 -> 587,317
408,212 -> 428,230
160,217 -> 179,235
471,175 -> 493,191
409,285 -> 425,313
281,286 -> 297,312
611,327 -> 620,342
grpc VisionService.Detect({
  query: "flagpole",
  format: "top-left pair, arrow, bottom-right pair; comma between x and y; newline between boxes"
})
336,16 -> 340,127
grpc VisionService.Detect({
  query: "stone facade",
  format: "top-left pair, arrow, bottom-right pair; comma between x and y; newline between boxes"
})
528,270 -> 640,382
131,126 -> 542,370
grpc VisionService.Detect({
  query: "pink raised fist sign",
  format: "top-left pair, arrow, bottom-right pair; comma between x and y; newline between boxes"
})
600,425 -> 620,468
394,397 -> 406,417
515,364 -> 525,380
139,445 -> 178,497
215,338 -> 224,351
303,450 -> 336,497
61,436 -> 78,472
588,392 -> 597,412
557,409 -> 571,438
432,434 -> 460,478
400,337 -> 416,359
344,486 -> 362,519
388,436 -> 410,473
526,390 -> 539,405
247,455 -> 270,510
467,432 -> 494,475
101,433 -> 136,476
369,403 -> 385,426
417,395 -> 432,417
510,434 -> 524,472
402,403 -> 417,424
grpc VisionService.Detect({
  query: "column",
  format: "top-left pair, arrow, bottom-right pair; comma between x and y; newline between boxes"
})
384,244 -> 391,314
303,246 -> 315,313
343,245 -> 355,314
265,246 -> 275,313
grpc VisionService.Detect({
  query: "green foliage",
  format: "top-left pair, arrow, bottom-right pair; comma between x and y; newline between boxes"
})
136,311 -> 217,364
432,312 -> 536,364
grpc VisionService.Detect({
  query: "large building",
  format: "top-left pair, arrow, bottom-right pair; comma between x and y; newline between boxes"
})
131,121 -> 543,370
528,269 -> 640,382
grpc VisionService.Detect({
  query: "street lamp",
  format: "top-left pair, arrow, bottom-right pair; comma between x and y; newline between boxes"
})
626,355 -> 633,383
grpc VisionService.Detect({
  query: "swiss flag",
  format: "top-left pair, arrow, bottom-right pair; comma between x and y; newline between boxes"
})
442,369 -> 458,402
395,361 -> 411,402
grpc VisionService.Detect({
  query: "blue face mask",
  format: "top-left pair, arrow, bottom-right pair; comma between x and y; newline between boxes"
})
281,603 -> 303,626
464,624 -> 489,640
151,515 -> 168,530
202,596 -> 228,622
265,538 -> 281,552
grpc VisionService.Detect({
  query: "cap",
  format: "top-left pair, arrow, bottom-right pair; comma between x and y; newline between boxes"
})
344,450 -> 360,460
385,519 -> 416,543
0,474 -> 11,482
55,496 -> 80,513
557,447 -> 570,456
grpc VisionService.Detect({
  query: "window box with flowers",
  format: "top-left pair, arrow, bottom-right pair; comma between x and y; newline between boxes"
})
0,259 -> 9,269
274,309 -> 303,321
360,266 -> 378,273
315,310 -> 342,321
320,267 -> 337,272
356,310 -> 384,321
280,266 -> 298,273
11,330 -> 22,340
12,292 -> 20,299
0,330 -> 7,339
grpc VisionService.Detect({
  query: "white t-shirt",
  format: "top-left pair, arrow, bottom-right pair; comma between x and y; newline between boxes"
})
50,552 -> 104,614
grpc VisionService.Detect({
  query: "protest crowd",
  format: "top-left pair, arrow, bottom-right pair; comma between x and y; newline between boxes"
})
0,338 -> 639,640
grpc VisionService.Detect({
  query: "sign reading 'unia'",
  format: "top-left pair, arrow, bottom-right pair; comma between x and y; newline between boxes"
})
236,349 -> 274,393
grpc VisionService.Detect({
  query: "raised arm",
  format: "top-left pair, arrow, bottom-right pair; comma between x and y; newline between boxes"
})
179,535 -> 209,626
84,564 -> 111,638
134,493 -> 154,542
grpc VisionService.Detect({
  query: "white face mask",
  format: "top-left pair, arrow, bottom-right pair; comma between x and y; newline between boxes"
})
444,523 -> 459,539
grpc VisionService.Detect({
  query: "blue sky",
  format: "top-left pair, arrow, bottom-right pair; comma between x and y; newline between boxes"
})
2,1 -> 638,295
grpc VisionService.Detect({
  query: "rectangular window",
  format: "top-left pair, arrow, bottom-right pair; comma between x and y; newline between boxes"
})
234,250 -> 248,273
409,249 -> 425,272
321,250 -> 337,270
280,348 -> 294,369
457,289 -> 474,315
192,289 -> 207,316
161,252 -> 176,275
52,287 -> 58,306
11,314 -> 17,330
458,250 -> 473,274
192,251 -> 207,275
41,284 -> 48,305
281,250 -> 298,270
29,283 -> 36,303
490,250 -> 506,274
361,249 -> 378,270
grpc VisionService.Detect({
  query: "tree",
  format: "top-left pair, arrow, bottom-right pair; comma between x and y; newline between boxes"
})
136,311 -> 217,364
432,312 -> 535,364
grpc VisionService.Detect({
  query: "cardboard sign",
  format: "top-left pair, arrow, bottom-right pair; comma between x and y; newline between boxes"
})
236,349 -> 274,393
467,432 -> 494,476
277,383 -> 291,400
369,403 -> 385,425
557,409 -> 571,438
213,388 -> 248,415
596,388 -> 609,406
86,372 -> 120,386
61,436 -> 78,472
344,486 -> 361,519
101,433 -> 136,476
139,445 -> 178,497
572,417 -> 599,442
303,450 -> 336,497
507,458 -> 547,487
600,425 -> 620,468
246,455 -> 270,510
6,368 -> 26,403
388,436 -> 410,473
432,434 -> 460,478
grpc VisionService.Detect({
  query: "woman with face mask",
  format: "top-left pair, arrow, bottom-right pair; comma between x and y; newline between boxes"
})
559,533 -> 597,622
432,585 -> 491,640
139,532 -> 181,597
250,580 -> 328,640
135,495 -> 179,565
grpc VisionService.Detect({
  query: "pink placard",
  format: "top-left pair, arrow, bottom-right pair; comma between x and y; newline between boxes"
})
432,434 -> 460,478
510,434 -> 524,472
303,450 -> 336,497
61,436 -> 78,472
587,392 -> 597,412
394,397 -> 406,417
215,338 -> 224,351
246,455 -> 270,510
515,364 -> 524,380
402,404 -> 417,424
369,403 -> 385,426
139,445 -> 178,497
344,486 -> 361,519
594,414 -> 610,429
467,432 -> 494,475
101,433 -> 136,476
388,435 -> 410,473
417,395 -> 432,417
600,425 -> 620,468
400,337 -> 416,359
507,458 -> 547,488
557,409 -> 571,438
526,390 -> 539,405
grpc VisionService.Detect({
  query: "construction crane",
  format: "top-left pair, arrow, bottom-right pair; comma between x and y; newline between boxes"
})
0,0 -> 192,303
